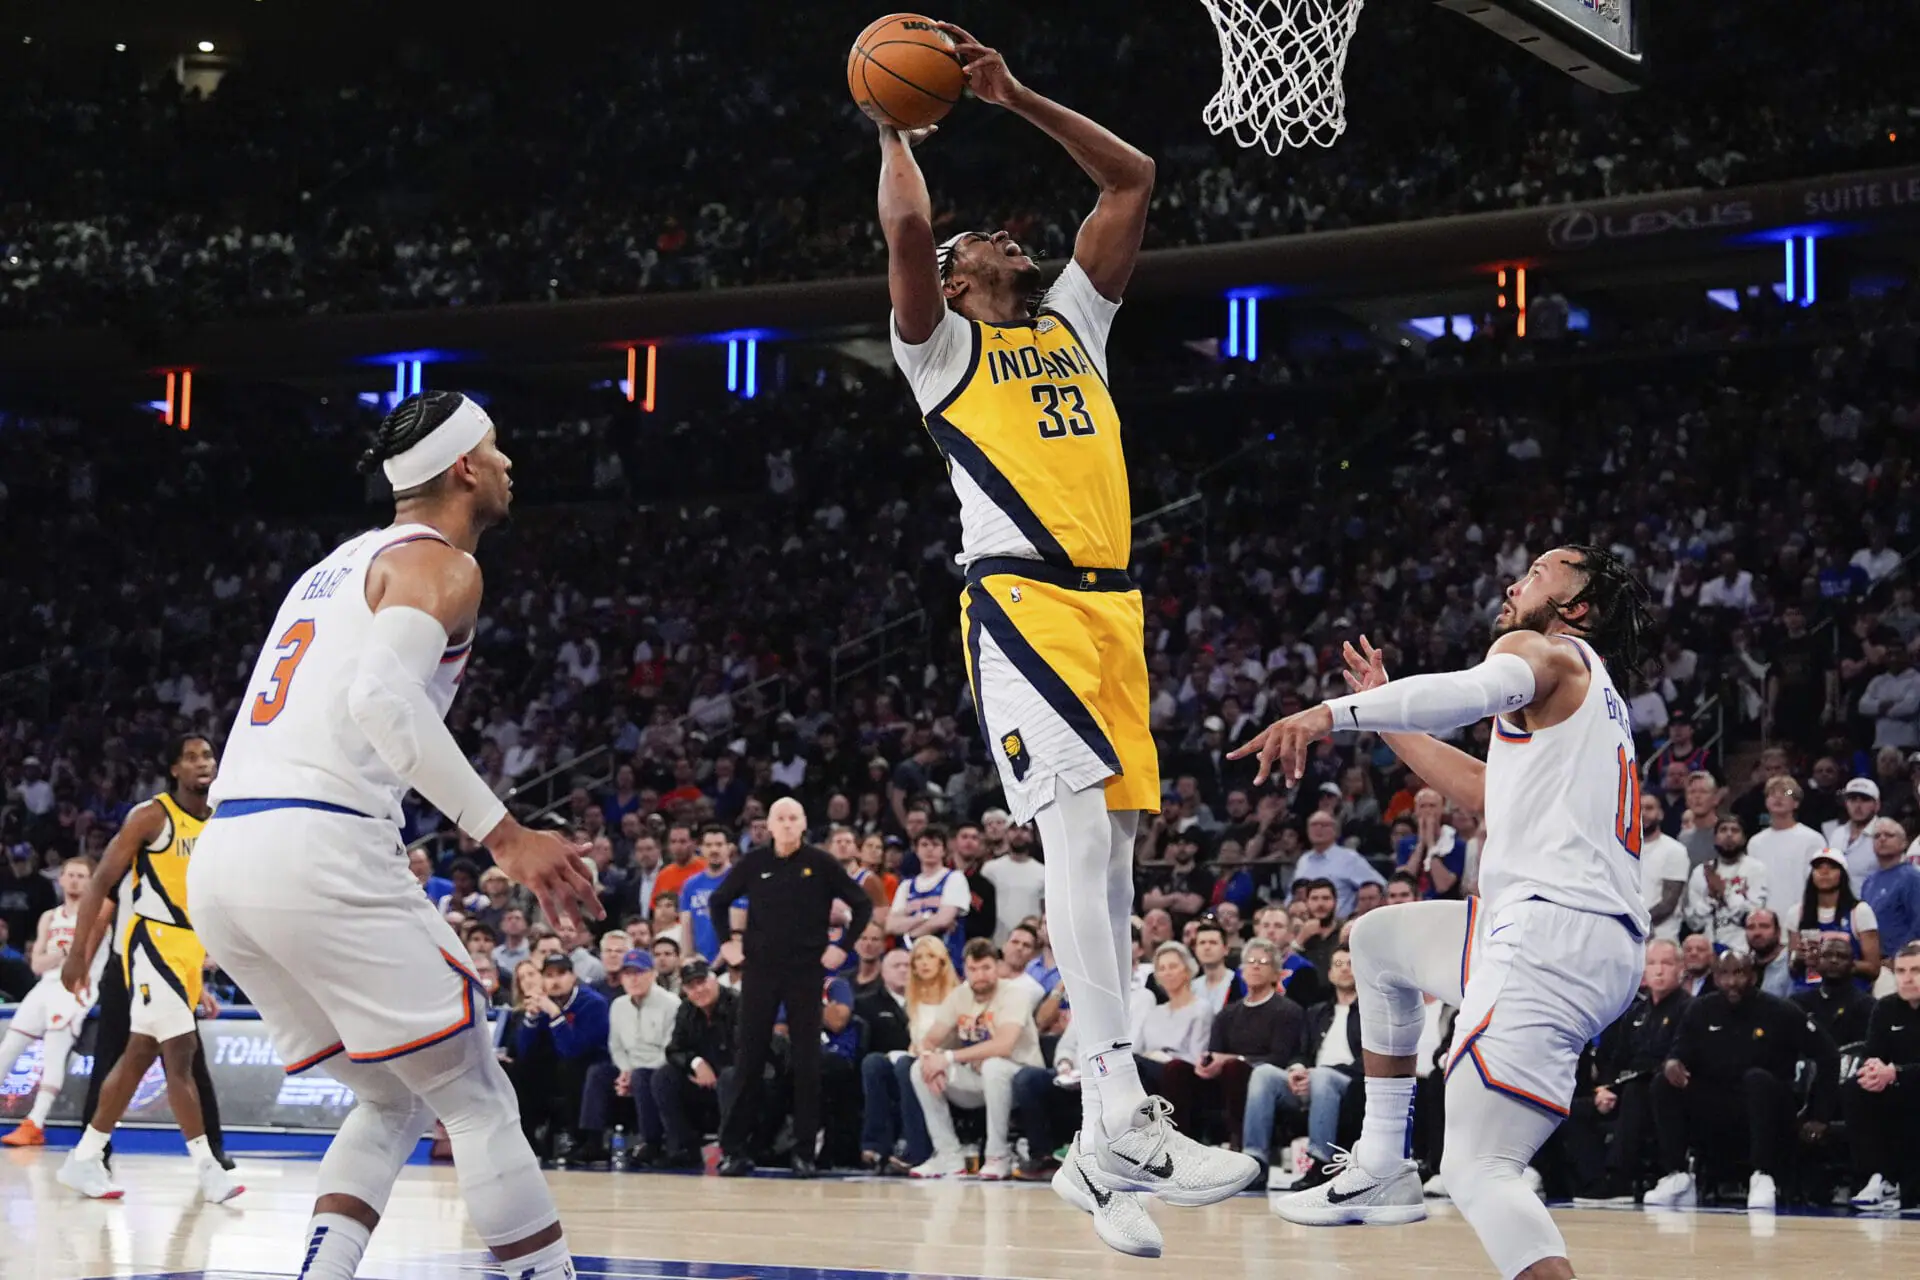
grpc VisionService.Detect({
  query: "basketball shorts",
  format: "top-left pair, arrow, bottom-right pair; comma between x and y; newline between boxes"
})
959,558 -> 1160,824
7,972 -> 93,1039
123,918 -> 205,1043
186,800 -> 485,1076
1445,896 -> 1642,1118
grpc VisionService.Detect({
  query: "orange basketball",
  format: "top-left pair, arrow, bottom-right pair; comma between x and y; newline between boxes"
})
847,13 -> 965,130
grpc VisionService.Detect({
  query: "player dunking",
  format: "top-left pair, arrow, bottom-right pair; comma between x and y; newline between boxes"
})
185,392 -> 601,1280
56,734 -> 238,1202
876,23 -> 1255,1257
1234,548 -> 1655,1280
0,857 -> 106,1148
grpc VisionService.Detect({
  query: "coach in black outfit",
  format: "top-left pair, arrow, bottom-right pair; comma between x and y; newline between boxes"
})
1845,941 -> 1920,1208
1564,937 -> 1690,1202
709,796 -> 872,1178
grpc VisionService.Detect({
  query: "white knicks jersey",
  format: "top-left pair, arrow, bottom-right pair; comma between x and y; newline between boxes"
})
212,523 -> 471,826
40,901 -> 109,985
1478,635 -> 1650,937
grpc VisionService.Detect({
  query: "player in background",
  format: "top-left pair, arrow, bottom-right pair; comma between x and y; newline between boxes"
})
0,858 -> 107,1146
186,391 -> 600,1280
876,23 -> 1254,1258
57,734 -> 238,1203
1234,548 -> 1655,1280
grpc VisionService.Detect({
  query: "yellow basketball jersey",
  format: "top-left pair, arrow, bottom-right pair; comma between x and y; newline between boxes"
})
895,261 -> 1134,572
122,792 -> 205,942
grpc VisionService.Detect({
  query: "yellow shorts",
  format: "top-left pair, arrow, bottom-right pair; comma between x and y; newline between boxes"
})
959,558 -> 1160,824
123,918 -> 205,1042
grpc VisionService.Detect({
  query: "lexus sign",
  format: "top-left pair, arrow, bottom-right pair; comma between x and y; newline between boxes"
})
1547,200 -> 1756,251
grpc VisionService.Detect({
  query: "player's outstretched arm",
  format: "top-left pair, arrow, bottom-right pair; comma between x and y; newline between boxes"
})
359,540 -> 602,929
939,23 -> 1154,300
59,801 -> 164,998
876,125 -> 945,344
1338,638 -> 1488,814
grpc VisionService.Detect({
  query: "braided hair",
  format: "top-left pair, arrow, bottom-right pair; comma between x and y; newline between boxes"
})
1554,544 -> 1656,673
356,391 -> 470,493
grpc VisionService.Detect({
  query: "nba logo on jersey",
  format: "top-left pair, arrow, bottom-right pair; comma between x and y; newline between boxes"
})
1001,730 -> 1031,781
1035,317 -> 1058,334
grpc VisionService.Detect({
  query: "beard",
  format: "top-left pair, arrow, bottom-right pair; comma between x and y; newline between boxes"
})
1492,599 -> 1562,640
1013,261 -> 1045,301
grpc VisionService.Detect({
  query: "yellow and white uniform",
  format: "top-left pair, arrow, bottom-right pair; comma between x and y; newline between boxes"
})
891,260 -> 1159,823
122,793 -> 208,1042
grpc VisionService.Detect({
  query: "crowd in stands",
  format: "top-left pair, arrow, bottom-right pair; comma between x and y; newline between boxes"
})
1,0 -> 1914,329
4,267 -> 1920,1203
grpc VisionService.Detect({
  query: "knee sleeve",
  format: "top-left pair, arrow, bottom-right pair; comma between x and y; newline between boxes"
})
381,1026 -> 560,1248
1442,1068 -> 1567,1280
1351,901 -> 1470,1058
313,1058 -> 435,1216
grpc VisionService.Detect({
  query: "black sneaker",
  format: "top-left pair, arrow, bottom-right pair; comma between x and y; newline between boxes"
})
1572,1177 -> 1638,1207
718,1154 -> 755,1178
1294,1156 -> 1339,1192
656,1148 -> 703,1171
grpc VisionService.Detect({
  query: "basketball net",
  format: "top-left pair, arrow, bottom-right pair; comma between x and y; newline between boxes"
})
1199,0 -> 1365,154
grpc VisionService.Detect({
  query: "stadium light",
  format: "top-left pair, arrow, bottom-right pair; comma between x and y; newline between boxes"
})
114,43 -> 127,52
197,40 -> 215,53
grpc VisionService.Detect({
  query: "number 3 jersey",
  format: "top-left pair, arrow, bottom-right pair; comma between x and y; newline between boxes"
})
1478,635 -> 1651,937
212,523 -> 472,826
890,259 -> 1132,572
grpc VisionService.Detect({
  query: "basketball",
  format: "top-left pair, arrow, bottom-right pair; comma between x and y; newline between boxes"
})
847,13 -> 964,130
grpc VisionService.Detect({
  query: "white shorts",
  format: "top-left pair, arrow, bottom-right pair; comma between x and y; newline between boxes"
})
7,973 -> 92,1040
1445,897 -> 1641,1118
186,801 -> 485,1075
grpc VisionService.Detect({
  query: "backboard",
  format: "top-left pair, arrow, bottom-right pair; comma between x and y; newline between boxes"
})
1434,0 -> 1645,93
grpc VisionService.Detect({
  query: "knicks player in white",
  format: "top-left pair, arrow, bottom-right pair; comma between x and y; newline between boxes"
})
0,858 -> 107,1147
1234,546 -> 1655,1280
186,391 -> 601,1280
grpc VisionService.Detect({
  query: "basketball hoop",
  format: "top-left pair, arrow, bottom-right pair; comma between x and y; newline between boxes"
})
1199,0 -> 1365,154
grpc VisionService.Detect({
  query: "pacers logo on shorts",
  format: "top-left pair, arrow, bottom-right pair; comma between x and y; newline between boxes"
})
1001,729 -> 1032,782
139,984 -> 152,1006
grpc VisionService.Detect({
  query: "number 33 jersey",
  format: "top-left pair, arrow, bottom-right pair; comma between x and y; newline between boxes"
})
212,523 -> 472,825
891,259 -> 1132,572
1478,634 -> 1651,937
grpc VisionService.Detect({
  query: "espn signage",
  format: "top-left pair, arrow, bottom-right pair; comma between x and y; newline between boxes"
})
1540,165 -> 1920,255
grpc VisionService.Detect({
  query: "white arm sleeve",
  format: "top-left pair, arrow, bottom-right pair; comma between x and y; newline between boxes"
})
346,606 -> 509,842
1322,652 -> 1537,735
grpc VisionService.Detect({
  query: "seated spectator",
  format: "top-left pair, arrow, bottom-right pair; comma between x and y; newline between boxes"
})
599,949 -> 680,1165
1394,789 -> 1464,899
1680,932 -> 1717,997
409,847 -> 453,903
436,857 -> 488,918
1193,921 -> 1245,1014
816,975 -> 863,1169
886,828 -> 970,974
1862,817 -> 1920,963
1132,942 -> 1213,1098
1684,816 -> 1769,954
1251,904 -> 1325,1007
1010,1004 -> 1088,1180
907,938 -> 1043,1181
591,929 -> 632,1001
495,907 -> 532,973
1384,873 -> 1419,907
561,920 -> 610,986
846,919 -> 888,1000
860,938 -> 954,1174
509,954 -> 612,1163
1243,944 -> 1362,1184
1294,880 -> 1344,976
1290,812 -> 1386,917
1157,938 -> 1307,1146
679,826 -> 735,962
651,935 -> 683,994
1566,938 -> 1690,1205
1783,852 -> 1882,991
471,956 -> 505,1007
1639,794 -> 1691,942
475,865 -> 528,929
1844,941 -> 1920,1211
1646,950 -> 1838,1210
1348,883 -> 1384,920
1138,831 -> 1214,933
1793,936 -> 1876,1046
651,959 -> 737,1169
1745,909 -> 1793,998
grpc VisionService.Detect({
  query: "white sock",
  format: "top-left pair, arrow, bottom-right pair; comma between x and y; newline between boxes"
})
1085,1046 -> 1146,1147
298,1213 -> 373,1280
27,1088 -> 57,1126
1354,1077 -> 1417,1177
500,1234 -> 575,1279
74,1125 -> 110,1160
187,1134 -> 216,1167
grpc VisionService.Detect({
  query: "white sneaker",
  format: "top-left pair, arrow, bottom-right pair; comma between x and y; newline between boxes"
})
1422,1173 -> 1449,1199
1642,1171 -> 1696,1209
197,1159 -> 245,1205
1747,1171 -> 1776,1212
1522,1166 -> 1546,1200
908,1152 -> 967,1180
1851,1174 -> 1901,1211
1093,1097 -> 1261,1207
977,1155 -> 1012,1182
1052,1142 -> 1164,1258
56,1151 -> 124,1201
1271,1150 -> 1427,1227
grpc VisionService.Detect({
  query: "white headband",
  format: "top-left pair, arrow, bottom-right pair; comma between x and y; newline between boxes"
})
383,396 -> 494,492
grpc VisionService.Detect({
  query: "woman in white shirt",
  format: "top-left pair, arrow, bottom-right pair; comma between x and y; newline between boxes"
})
1132,943 -> 1213,1099
860,938 -> 959,1173
1781,853 -> 1881,990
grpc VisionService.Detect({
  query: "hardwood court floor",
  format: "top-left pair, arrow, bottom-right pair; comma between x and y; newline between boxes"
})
5,1151 -> 1918,1280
